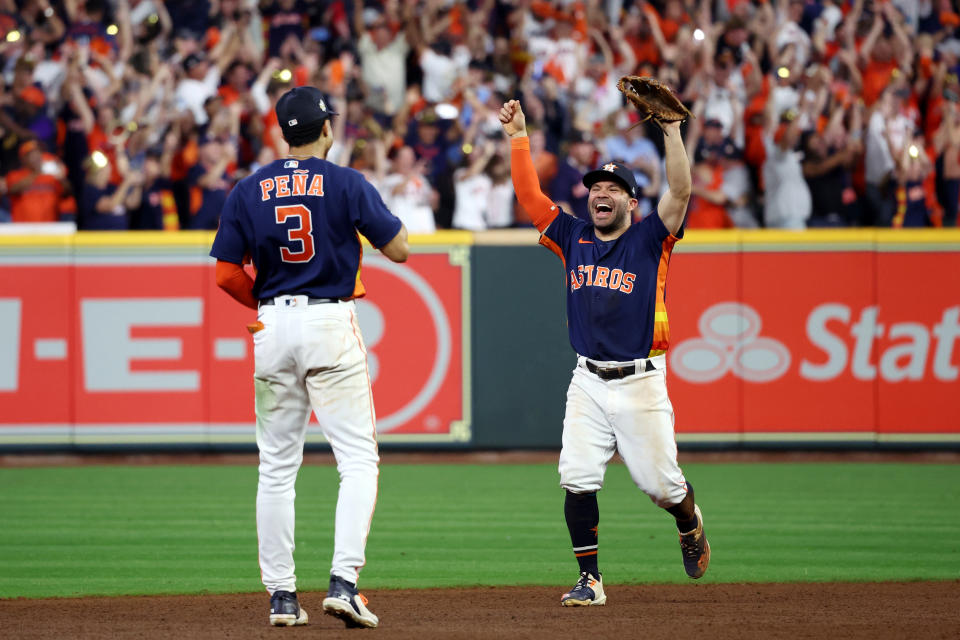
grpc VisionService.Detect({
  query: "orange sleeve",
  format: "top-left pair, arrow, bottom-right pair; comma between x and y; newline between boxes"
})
215,260 -> 258,310
510,137 -> 560,233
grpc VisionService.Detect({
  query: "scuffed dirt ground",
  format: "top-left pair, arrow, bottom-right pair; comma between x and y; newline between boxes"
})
2,582 -> 958,640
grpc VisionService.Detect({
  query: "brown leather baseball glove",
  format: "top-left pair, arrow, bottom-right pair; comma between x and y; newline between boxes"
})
617,76 -> 693,134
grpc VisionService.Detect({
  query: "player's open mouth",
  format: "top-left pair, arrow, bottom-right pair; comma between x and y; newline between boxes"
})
594,203 -> 613,214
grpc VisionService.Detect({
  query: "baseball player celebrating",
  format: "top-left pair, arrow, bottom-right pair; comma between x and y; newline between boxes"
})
211,86 -> 409,628
499,99 -> 710,606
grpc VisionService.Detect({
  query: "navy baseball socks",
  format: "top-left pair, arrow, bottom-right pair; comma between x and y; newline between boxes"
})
269,590 -> 308,626
322,574 -> 379,628
564,490 -> 600,576
561,490 -> 606,606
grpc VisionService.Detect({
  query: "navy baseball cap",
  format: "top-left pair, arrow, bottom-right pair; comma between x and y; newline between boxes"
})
276,86 -> 338,145
583,161 -> 638,198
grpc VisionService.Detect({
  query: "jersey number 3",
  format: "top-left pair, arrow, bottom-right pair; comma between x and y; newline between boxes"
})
275,204 -> 315,263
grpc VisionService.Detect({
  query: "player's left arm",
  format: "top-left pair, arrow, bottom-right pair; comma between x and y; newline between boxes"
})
656,121 -> 692,236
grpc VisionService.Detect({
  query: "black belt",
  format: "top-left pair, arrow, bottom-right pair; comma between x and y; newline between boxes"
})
259,297 -> 341,306
585,359 -> 656,380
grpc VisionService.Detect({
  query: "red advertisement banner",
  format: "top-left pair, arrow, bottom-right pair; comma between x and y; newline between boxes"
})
667,248 -> 960,438
1,234 -> 957,445
0,249 -> 468,444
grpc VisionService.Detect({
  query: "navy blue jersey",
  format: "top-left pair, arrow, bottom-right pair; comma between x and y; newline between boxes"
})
210,157 -> 402,299
541,210 -> 682,361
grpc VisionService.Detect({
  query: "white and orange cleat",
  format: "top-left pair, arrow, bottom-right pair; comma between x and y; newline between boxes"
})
560,572 -> 606,606
322,574 -> 379,628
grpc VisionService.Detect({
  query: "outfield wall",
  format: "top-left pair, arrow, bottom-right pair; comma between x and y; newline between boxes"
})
1,229 -> 958,449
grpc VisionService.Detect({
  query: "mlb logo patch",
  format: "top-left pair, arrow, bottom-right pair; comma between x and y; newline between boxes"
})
284,160 -> 299,168
288,118 -> 298,126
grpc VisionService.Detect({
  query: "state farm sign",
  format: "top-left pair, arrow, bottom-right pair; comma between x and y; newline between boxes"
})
670,302 -> 792,383
671,302 -> 959,384
665,248 -> 960,436
802,305 -> 959,382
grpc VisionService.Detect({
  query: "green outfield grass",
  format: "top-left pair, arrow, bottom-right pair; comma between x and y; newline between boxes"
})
0,462 -> 958,599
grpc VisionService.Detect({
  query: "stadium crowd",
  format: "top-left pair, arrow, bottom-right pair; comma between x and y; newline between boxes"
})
1,0 -> 959,231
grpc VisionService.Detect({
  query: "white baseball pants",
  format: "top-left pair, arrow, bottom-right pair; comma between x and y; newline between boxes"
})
252,295 -> 379,594
558,354 -> 689,507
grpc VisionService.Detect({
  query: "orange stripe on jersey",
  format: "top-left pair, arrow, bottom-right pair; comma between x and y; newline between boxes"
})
539,234 -> 566,268
189,186 -> 203,215
892,185 -> 906,229
649,234 -> 679,356
352,231 -> 367,298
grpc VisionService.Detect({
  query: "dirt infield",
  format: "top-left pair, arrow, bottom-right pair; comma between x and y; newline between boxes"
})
3,582 -> 958,639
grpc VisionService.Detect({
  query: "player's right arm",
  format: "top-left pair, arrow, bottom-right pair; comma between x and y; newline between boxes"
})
210,186 -> 258,310
351,172 -> 409,263
215,260 -> 258,310
500,100 -> 560,234
379,223 -> 409,263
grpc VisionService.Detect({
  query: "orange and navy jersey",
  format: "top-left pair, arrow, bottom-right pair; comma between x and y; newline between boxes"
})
510,135 -> 680,361
541,208 -> 680,361
210,156 -> 402,300
893,180 -> 931,228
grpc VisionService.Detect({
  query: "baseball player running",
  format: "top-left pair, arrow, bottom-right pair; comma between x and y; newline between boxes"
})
499,99 -> 710,606
211,86 -> 409,628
